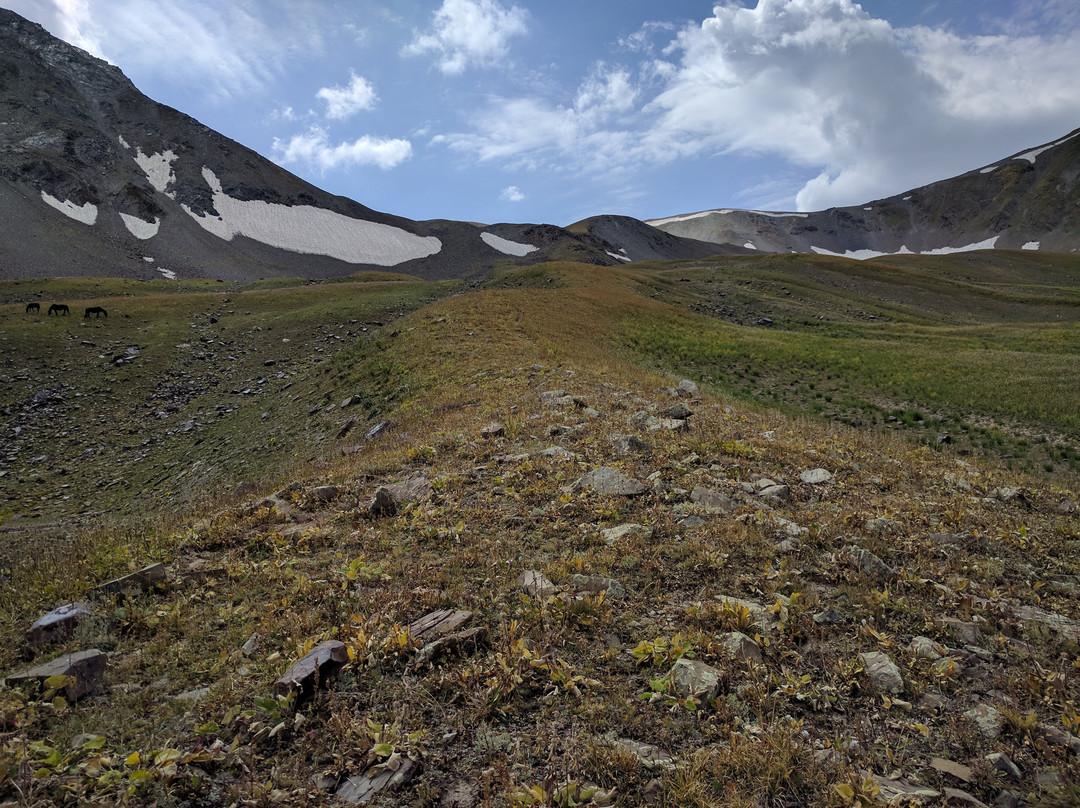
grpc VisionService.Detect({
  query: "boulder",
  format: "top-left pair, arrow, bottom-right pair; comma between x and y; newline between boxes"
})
337,757 -> 421,804
660,402 -> 692,420
601,523 -> 653,545
518,570 -> 558,599
569,574 -> 625,600
799,468 -> 834,485
675,379 -> 699,398
273,640 -> 349,698
612,435 -> 650,455
963,703 -> 1003,739
28,602 -> 94,646
383,476 -> 433,504
481,422 -> 505,438
717,631 -> 762,664
689,486 -> 737,514
92,563 -> 166,600
571,467 -> 648,496
859,651 -> 903,694
670,658 -> 723,701
369,487 -> 398,517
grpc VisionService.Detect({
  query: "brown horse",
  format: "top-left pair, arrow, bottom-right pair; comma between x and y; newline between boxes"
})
84,306 -> 107,318
48,304 -> 69,316
25,302 -> 40,313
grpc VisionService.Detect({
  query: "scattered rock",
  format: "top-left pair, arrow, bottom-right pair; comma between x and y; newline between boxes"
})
873,775 -> 940,802
757,483 -> 791,503
494,453 -> 530,463
964,703 -> 1003,740
408,609 -> 473,643
1013,604 -> 1080,642
569,574 -> 625,599
273,640 -> 349,699
938,617 -> 983,646
985,752 -> 1021,780
859,651 -> 903,694
601,523 -> 653,545
1056,498 -> 1077,514
440,780 -> 480,808
383,476 -> 434,504
481,422 -> 505,438
614,739 -> 676,770
611,434 -> 650,455
570,467 -> 648,496
28,602 -> 94,646
6,649 -> 107,701
518,570 -> 558,599
931,757 -> 973,782
241,633 -> 261,657
414,626 -> 488,668
369,487 -> 398,517
799,468 -> 834,485
92,563 -> 166,600
689,486 -> 737,514
337,757 -> 421,804
844,545 -> 898,582
309,485 -> 340,502
660,402 -> 692,420
942,787 -> 991,808
865,517 -> 901,535
909,636 -> 944,660
670,658 -> 723,701
675,379 -> 699,398
540,446 -> 576,459
717,631 -> 762,664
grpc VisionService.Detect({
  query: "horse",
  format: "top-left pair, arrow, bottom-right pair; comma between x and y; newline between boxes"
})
48,304 -> 69,316
84,306 -> 107,319
25,302 -> 39,313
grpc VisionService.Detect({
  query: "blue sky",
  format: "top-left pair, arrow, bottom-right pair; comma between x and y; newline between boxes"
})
9,1 -> 1080,225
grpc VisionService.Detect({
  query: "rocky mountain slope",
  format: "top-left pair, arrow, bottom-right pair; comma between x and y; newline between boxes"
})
649,129 -> 1080,259
0,9 -> 725,283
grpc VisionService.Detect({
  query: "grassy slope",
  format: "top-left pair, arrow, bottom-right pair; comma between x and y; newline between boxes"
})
1,257 -> 1080,806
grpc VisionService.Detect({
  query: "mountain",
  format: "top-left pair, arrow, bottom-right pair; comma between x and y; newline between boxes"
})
648,128 -> 1080,258
0,9 -> 719,282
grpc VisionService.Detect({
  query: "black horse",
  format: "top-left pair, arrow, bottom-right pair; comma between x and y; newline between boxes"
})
48,304 -> 69,316
25,302 -> 39,313
84,306 -> 107,318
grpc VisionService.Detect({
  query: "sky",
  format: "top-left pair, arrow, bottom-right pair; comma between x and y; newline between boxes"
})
7,0 -> 1080,226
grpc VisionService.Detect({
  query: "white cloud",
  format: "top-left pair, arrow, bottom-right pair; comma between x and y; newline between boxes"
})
273,127 -> 412,172
316,72 -> 378,120
403,0 -> 529,74
435,0 -> 1080,211
500,185 -> 525,202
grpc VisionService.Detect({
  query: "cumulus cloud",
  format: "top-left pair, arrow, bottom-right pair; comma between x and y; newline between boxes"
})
403,0 -> 529,74
316,72 -> 378,120
435,0 -> 1080,211
273,127 -> 412,172
500,185 -> 525,202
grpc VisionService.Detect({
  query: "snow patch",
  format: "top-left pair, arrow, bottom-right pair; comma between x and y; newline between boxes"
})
1014,131 -> 1080,163
980,165 -> 998,174
751,210 -> 808,219
157,267 -> 177,279
41,192 -> 97,224
183,167 -> 441,266
922,237 -> 999,255
1022,241 -> 1040,250
606,251 -> 632,262
811,239 -> 995,261
135,149 -> 178,194
902,195 -> 912,201
743,242 -> 756,250
118,135 -> 130,149
143,256 -> 155,262
811,246 -> 888,260
480,231 -> 538,256
863,207 -> 873,211
646,210 -> 719,226
120,213 -> 160,240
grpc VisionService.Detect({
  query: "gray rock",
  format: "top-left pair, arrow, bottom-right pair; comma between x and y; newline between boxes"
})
799,468 -> 834,485
865,517 -> 901,535
660,402 -> 692,420
757,484 -> 791,502
650,418 -> 688,432
309,485 -> 340,502
859,651 -> 903,694
612,434 -> 650,455
569,574 -> 625,600
614,739 -> 676,770
481,422 -> 505,438
383,476 -> 433,504
964,703 -> 1004,739
845,545 -> 898,582
414,626 -> 488,667
273,640 -> 349,698
985,752 -> 1022,780
689,486 -> 737,514
540,445 -> 576,459
717,631 -> 762,664
6,649 -> 107,701
337,757 -> 421,804
440,780 -> 479,808
675,379 -> 699,398
28,602 -> 94,646
92,563 -> 167,600
571,467 -> 648,496
601,523 -> 653,545
408,609 -> 473,643
909,636 -> 943,660
369,486 -> 398,517
1013,604 -> 1080,641
670,658 -> 723,701
518,570 -> 558,599
939,617 -> 983,645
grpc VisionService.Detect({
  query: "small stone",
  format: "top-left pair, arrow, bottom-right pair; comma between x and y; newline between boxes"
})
615,739 -> 676,770
28,602 -> 94,646
369,487 -> 398,517
859,651 -> 903,694
909,636 -> 943,660
717,631 -> 762,664
518,570 -> 558,599
799,468 -> 834,485
939,617 -> 983,645
964,703 -> 1003,740
813,609 -> 847,625
481,422 -> 505,438
670,658 -> 723,701
758,484 -> 791,502
241,633 -> 261,656
942,787 -> 992,808
92,563 -> 167,600
612,434 -> 650,455
985,752 -> 1021,780
601,524 -> 653,545
930,757 -> 973,782
273,640 -> 349,699
337,757 -> 421,804
309,485 -> 340,502
660,402 -> 692,419
846,545 -> 898,582
440,780 -> 479,808
540,446 -> 576,459
6,649 -> 107,701
383,476 -> 433,504
865,517 -> 901,535
675,379 -> 699,398
569,574 -> 625,599
689,486 -> 737,514
415,626 -> 488,667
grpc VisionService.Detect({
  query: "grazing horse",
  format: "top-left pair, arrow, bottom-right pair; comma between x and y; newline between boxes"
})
84,306 -> 107,319
48,303 -> 69,316
25,302 -> 40,313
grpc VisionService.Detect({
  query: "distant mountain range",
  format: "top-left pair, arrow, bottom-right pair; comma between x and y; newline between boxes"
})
1,7 -> 1077,282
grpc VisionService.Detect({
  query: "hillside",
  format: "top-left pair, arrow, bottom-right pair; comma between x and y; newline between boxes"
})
2,257 -> 1080,807
648,129 -> 1080,259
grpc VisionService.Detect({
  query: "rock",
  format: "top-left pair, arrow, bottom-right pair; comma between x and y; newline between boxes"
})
1035,723 -> 1080,753
670,658 -> 723,701
660,402 -> 692,419
92,563 -> 167,600
942,787 -> 992,808
337,419 -> 357,439
241,633 -> 261,656
540,446 -> 576,459
845,546 -> 898,582
414,626 -> 488,667
408,609 -> 473,642
676,379 -> 699,398
813,609 -> 847,625
612,434 -> 650,455
993,791 -> 1020,808
865,517 -> 901,535
28,602 -> 94,646
495,452 -> 530,463
1013,604 -> 1080,642
650,418 -> 688,432
309,485 -> 340,502
273,640 -> 349,699
440,780 -> 480,808
518,570 -> 558,599
985,752 -> 1021,780
6,649 -> 107,701
1056,498 -> 1077,514
859,651 -> 903,694
799,468 -> 834,485
873,775 -> 940,802
337,757 -> 421,804
757,484 -> 791,502
717,631 -> 762,664
569,574 -> 625,600
571,467 -> 648,496
689,486 -> 737,514
601,523 -> 653,545
964,704 -> 1003,740
481,422 -> 505,438
930,758 -> 973,782
383,476 -> 433,504
909,636 -> 944,660
365,421 -> 391,440
718,597 -> 779,633
539,390 -> 574,407
938,617 -> 983,645
614,739 -> 676,770
369,487 -> 398,517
